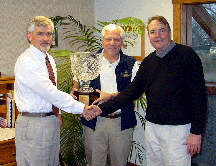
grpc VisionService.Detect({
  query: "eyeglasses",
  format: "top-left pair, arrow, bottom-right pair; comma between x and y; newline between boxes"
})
37,32 -> 53,37
103,38 -> 121,43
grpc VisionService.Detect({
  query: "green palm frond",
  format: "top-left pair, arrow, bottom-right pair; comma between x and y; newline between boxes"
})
134,95 -> 146,130
50,16 -> 68,26
50,50 -> 87,166
50,50 -> 73,93
63,15 -> 102,52
134,95 -> 147,111
129,141 -> 145,165
113,17 -> 146,35
60,113 -> 87,166
94,17 -> 146,36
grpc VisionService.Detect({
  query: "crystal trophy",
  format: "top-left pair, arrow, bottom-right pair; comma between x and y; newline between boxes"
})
70,52 -> 103,105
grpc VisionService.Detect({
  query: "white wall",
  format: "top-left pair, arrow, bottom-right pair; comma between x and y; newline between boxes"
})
94,0 -> 173,165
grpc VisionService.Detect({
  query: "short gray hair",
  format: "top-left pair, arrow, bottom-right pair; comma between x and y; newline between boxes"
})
147,15 -> 171,33
26,16 -> 54,33
101,24 -> 125,40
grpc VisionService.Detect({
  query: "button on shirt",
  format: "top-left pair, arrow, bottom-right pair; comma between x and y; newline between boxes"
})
14,45 -> 85,114
100,54 -> 139,113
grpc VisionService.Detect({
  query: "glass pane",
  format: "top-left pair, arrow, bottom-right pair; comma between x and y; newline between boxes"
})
203,4 -> 216,22
192,4 -> 216,83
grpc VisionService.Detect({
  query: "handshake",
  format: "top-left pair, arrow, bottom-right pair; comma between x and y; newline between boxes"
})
81,105 -> 102,121
71,88 -> 109,121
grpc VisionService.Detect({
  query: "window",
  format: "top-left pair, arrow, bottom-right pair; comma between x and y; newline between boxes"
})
192,4 -> 216,82
173,0 -> 216,95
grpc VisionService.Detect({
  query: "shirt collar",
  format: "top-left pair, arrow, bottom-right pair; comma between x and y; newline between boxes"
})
156,40 -> 175,58
30,44 -> 47,59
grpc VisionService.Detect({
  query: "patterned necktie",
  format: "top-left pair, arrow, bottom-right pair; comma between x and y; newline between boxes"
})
45,54 -> 59,117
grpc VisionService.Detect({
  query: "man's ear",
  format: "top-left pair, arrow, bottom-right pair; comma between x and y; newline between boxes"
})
26,32 -> 32,43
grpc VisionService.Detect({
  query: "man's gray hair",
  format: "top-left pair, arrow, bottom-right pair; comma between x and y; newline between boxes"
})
101,24 -> 125,40
147,15 -> 171,33
26,16 -> 54,33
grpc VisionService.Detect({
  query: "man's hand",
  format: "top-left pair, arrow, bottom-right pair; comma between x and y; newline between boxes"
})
70,80 -> 79,99
70,87 -> 78,99
81,105 -> 102,121
87,105 -> 102,117
92,89 -> 112,105
183,133 -> 202,156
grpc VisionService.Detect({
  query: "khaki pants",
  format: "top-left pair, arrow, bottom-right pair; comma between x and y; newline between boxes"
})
83,116 -> 133,166
15,114 -> 60,166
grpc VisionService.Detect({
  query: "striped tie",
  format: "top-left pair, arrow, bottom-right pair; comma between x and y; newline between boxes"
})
45,54 -> 59,117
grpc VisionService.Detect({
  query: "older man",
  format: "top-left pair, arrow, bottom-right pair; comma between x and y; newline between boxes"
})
74,24 -> 139,166
14,16 -> 98,166
90,16 -> 207,166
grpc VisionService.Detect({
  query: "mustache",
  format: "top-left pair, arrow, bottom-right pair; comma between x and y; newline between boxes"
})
41,41 -> 50,45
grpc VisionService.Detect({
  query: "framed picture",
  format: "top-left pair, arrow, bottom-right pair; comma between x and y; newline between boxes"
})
122,26 -> 145,61
51,27 -> 58,48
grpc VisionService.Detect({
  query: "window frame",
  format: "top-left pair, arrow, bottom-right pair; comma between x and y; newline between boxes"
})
172,0 -> 216,95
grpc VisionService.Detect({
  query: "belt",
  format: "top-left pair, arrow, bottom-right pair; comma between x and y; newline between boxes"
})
102,113 -> 121,119
20,112 -> 54,117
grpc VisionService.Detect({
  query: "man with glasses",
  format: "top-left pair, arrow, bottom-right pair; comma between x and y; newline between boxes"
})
14,16 -> 98,166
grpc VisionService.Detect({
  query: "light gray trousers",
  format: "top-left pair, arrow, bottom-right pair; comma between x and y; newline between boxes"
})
15,114 -> 60,166
83,116 -> 133,166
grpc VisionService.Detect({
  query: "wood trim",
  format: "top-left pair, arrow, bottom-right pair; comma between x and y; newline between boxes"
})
132,31 -> 145,61
173,4 -> 192,45
129,27 -> 145,61
186,5 -> 193,46
2,162 -> 17,166
181,4 -> 188,45
173,0 -> 216,4
0,138 -> 16,165
0,75 -> 15,81
192,5 -> 216,43
173,4 -> 182,43
0,138 -> 15,146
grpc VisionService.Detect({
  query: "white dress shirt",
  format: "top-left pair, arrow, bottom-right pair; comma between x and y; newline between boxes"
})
100,54 -> 139,113
14,45 -> 85,113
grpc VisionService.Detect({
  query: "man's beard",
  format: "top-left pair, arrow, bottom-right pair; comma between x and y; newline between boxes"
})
40,43 -> 51,52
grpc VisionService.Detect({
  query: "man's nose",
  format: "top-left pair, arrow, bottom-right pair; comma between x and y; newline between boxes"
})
43,35 -> 49,40
110,39 -> 115,45
155,31 -> 161,37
